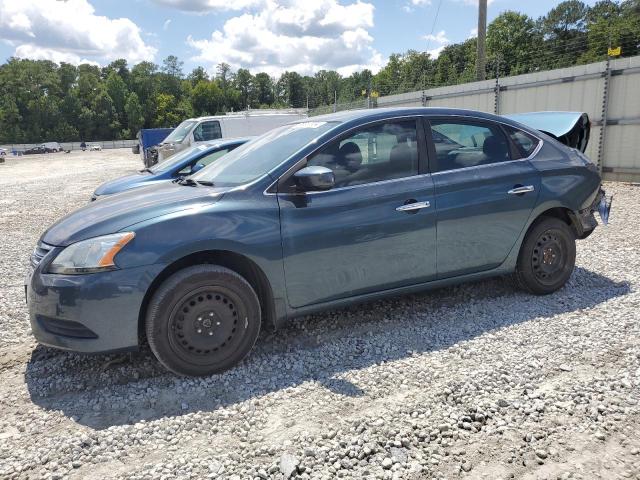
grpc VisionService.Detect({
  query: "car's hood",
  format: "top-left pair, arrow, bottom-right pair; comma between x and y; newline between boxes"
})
502,111 -> 590,153
42,182 -> 229,246
94,173 -> 151,196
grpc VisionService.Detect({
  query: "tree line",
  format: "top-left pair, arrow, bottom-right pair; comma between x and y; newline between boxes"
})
0,0 -> 638,144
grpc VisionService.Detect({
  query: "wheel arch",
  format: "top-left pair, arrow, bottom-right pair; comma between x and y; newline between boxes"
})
528,205 -> 590,240
137,249 -> 277,342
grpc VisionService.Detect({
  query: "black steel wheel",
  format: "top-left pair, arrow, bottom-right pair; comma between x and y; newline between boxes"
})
515,217 -> 576,295
146,265 -> 261,376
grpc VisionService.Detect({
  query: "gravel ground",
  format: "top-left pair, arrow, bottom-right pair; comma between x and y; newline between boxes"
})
0,150 -> 639,480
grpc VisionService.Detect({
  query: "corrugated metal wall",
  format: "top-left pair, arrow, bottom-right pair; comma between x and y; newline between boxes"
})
374,55 -> 640,182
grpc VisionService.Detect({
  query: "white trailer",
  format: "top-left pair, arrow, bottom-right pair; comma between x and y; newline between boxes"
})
156,109 -> 307,162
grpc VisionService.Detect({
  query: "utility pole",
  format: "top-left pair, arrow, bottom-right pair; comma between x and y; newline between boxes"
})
333,90 -> 337,113
476,0 -> 487,81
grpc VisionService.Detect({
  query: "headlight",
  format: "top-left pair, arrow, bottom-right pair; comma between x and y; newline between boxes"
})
48,232 -> 135,275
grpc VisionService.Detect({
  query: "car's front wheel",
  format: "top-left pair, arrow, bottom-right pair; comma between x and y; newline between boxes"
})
515,217 -> 576,295
146,265 -> 261,376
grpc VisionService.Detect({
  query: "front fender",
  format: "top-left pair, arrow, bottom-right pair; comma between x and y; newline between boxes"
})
113,196 -> 286,316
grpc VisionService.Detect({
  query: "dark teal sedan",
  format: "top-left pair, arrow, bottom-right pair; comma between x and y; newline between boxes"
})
26,108 -> 610,376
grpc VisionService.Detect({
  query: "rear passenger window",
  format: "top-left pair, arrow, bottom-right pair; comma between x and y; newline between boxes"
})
504,126 -> 540,159
307,120 -> 419,188
193,121 -> 222,142
430,120 -> 511,173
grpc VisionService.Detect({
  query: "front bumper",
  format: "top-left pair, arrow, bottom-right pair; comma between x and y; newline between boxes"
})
26,262 -> 163,354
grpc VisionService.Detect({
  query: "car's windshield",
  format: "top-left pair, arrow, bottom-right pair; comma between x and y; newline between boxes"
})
149,144 -> 212,173
163,120 -> 197,143
191,121 -> 338,187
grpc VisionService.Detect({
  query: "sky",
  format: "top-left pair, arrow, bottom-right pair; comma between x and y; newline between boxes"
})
0,0 -> 600,77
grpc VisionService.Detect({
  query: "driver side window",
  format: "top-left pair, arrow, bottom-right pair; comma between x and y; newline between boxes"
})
193,121 -> 222,142
307,120 -> 419,189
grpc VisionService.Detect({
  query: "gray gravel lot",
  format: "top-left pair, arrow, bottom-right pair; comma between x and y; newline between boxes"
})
0,150 -> 639,479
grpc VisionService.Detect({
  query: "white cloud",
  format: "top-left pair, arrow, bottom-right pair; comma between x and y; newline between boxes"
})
468,27 -> 478,38
427,45 -> 446,59
423,30 -> 449,59
422,30 -> 449,45
151,0 -> 263,12
403,0 -> 430,13
187,0 -> 384,76
0,0 -> 157,65
163,19 -> 172,30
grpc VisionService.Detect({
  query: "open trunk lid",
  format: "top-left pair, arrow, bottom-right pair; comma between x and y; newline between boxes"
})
502,111 -> 590,153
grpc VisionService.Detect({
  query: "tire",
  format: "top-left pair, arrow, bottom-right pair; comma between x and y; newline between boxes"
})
145,265 -> 261,376
515,217 -> 576,295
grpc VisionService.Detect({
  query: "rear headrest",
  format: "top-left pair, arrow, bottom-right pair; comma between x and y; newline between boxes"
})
389,143 -> 415,170
482,135 -> 508,160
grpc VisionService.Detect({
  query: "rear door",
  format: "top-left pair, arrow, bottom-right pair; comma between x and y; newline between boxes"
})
426,117 -> 542,278
277,118 -> 437,308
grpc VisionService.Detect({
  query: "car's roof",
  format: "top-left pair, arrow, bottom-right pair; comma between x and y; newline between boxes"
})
205,136 -> 253,148
305,107 -> 511,125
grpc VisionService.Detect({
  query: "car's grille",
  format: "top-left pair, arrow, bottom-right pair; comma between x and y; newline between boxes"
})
31,242 -> 53,268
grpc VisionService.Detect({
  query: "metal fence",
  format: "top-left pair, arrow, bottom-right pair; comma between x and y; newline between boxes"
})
0,139 -> 137,153
311,55 -> 640,183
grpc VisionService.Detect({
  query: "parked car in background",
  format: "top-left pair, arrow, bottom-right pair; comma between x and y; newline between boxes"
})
23,146 -> 48,155
26,107 -> 610,376
89,144 -> 102,151
156,109 -> 307,163
42,142 -> 62,152
0,148 -> 7,156
92,138 -> 250,200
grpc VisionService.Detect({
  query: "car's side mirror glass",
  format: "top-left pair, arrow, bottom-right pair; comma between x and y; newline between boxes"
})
293,166 -> 335,192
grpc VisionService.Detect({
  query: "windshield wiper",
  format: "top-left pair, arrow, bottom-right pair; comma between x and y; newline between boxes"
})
175,177 -> 215,187
177,177 -> 200,187
139,168 -> 153,174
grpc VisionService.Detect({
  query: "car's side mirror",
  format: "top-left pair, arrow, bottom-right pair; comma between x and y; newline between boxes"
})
190,163 -> 205,174
293,166 -> 335,192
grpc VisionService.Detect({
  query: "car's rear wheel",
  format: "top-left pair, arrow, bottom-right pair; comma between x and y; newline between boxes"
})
515,217 -> 576,295
146,265 -> 261,376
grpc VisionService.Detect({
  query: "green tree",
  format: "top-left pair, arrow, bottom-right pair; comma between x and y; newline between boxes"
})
106,71 -> 129,122
190,80 -> 223,115
125,92 -> 145,136
187,66 -> 209,86
540,0 -> 590,67
253,72 -> 275,106
235,68 -> 254,109
487,11 -> 540,76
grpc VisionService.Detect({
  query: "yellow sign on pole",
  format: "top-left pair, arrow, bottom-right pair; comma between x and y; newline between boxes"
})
608,46 -> 621,57
371,91 -> 379,98
361,89 -> 367,97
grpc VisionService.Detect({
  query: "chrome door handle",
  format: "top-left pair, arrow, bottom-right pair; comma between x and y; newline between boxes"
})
508,185 -> 535,195
396,201 -> 431,212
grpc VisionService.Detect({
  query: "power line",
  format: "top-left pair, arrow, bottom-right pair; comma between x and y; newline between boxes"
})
425,0 -> 444,53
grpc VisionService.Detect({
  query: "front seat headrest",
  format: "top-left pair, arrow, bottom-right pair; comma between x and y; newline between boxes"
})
338,142 -> 363,172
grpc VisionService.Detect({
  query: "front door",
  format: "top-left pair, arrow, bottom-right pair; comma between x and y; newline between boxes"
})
277,119 -> 437,308
426,118 -> 541,278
